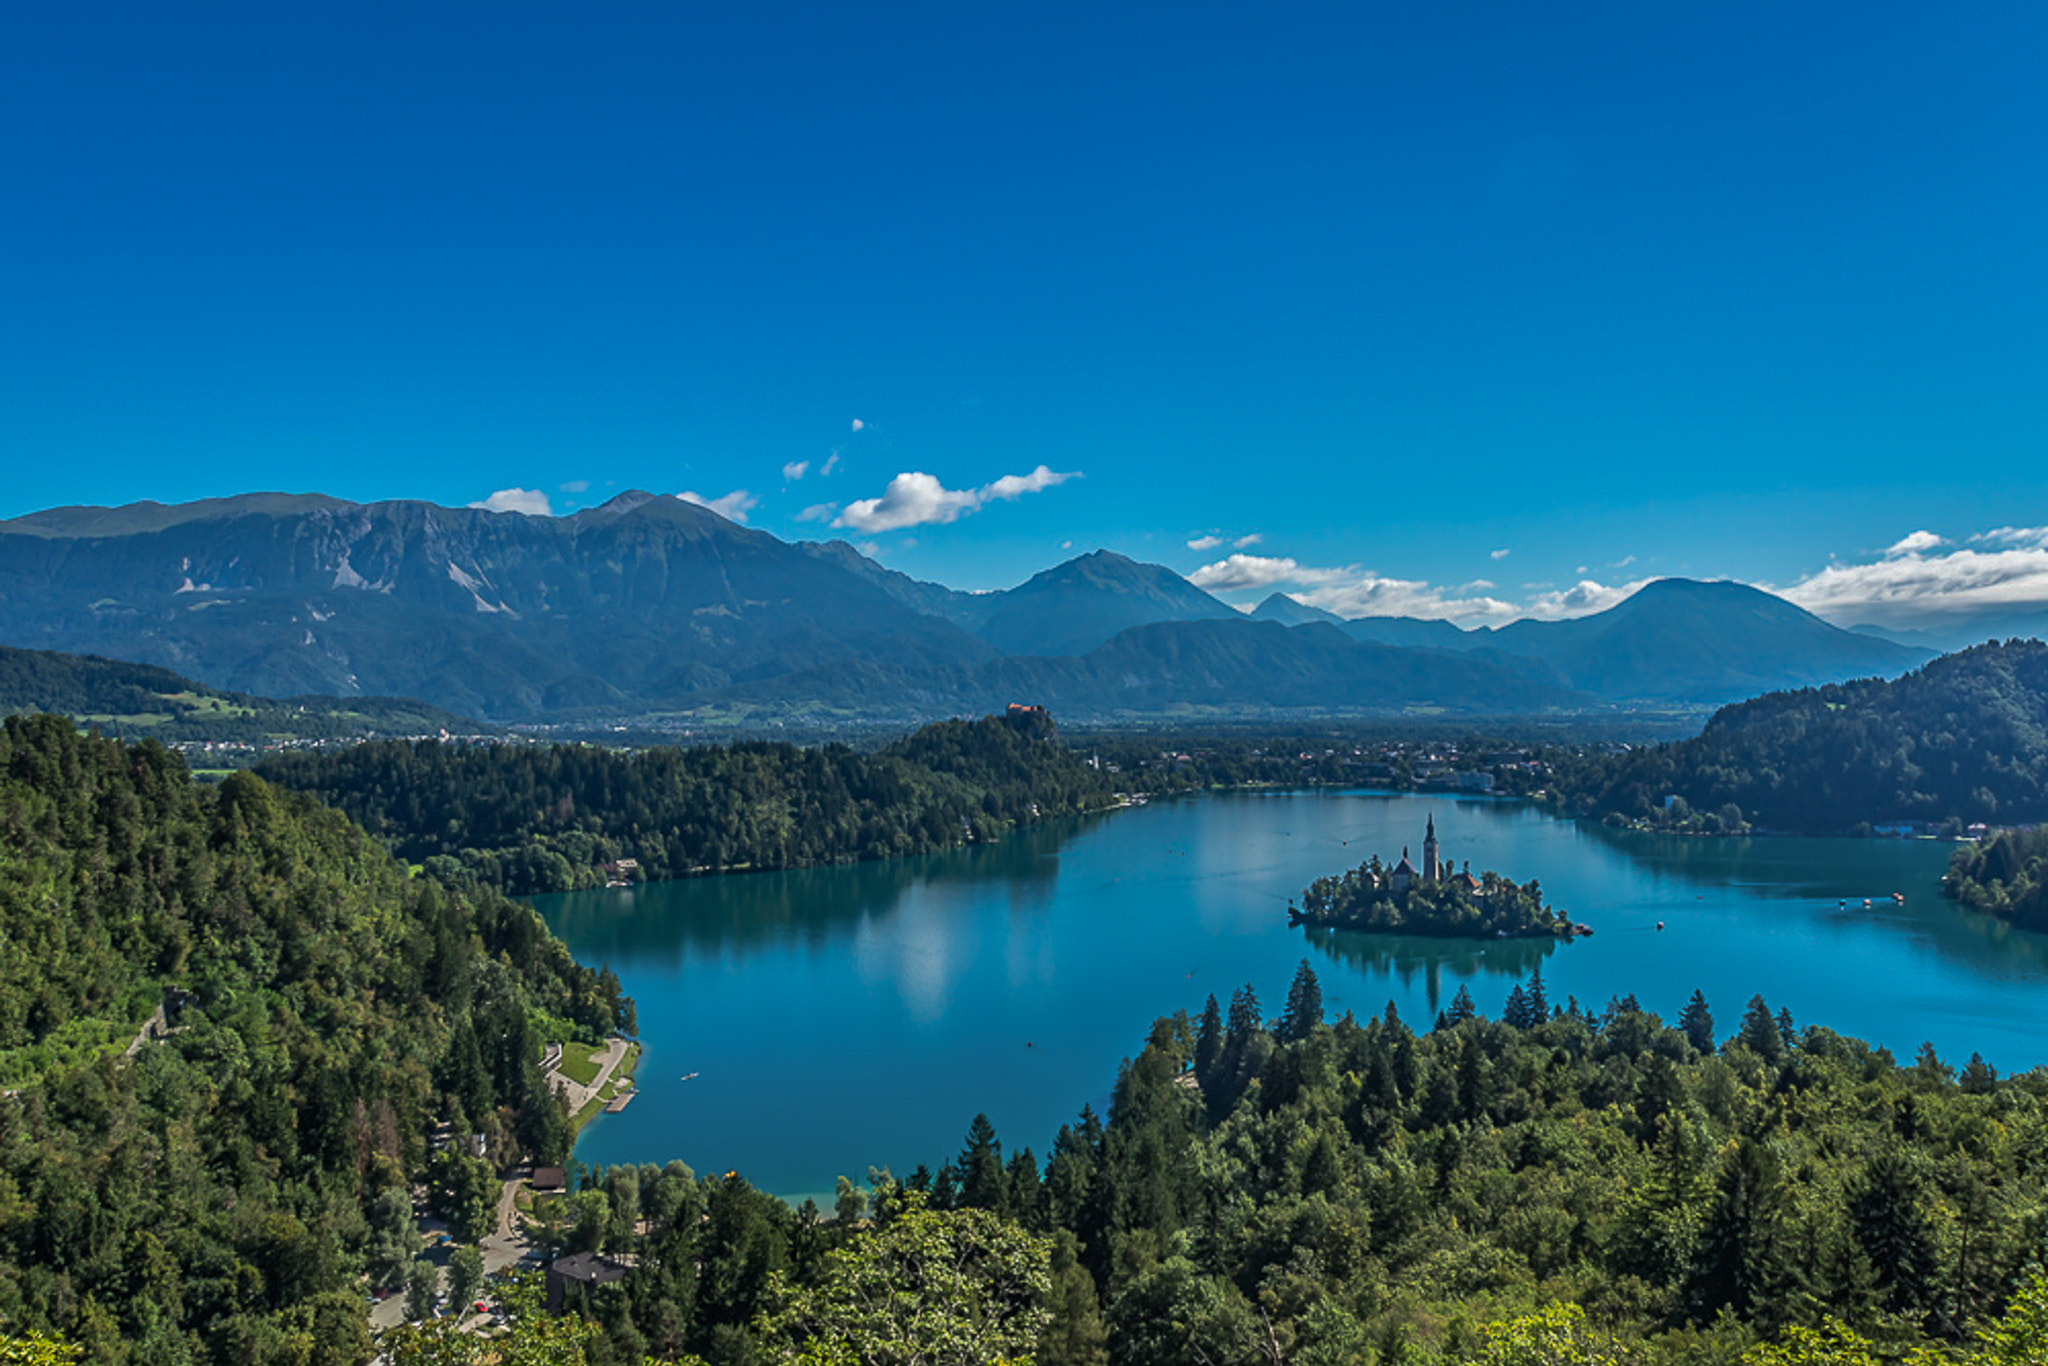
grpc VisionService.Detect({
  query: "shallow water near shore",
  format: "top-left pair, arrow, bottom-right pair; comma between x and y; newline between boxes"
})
531,790 -> 2031,1200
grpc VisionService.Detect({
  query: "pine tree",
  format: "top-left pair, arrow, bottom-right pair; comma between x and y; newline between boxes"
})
957,1113 -> 1008,1212
1527,964 -> 1550,1021
1851,1150 -> 1940,1321
1276,960 -> 1323,1043
1685,1136 -> 1790,1323
1738,994 -> 1784,1062
1679,989 -> 1716,1053
1447,984 -> 1477,1025
1225,984 -> 1263,1044
1502,983 -> 1533,1030
1193,993 -> 1223,1085
1037,1230 -> 1109,1366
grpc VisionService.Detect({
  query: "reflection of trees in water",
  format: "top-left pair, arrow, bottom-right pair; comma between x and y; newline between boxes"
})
1580,821 -> 1942,897
1580,821 -> 2048,978
533,816 -> 1076,961
1304,925 -> 1557,1017
1935,905 -> 2048,975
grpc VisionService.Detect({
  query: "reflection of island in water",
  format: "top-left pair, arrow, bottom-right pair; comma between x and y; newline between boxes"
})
1303,924 -> 1558,1018
529,814 -> 1081,964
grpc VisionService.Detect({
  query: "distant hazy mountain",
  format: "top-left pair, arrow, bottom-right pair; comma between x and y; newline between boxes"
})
801,542 -> 1242,656
0,491 -> 992,720
1340,615 -> 1476,651
1846,614 -> 2048,656
1472,578 -> 1931,703
1250,592 -> 1346,626
701,617 -> 1596,719
964,550 -> 1241,656
796,539 -> 987,627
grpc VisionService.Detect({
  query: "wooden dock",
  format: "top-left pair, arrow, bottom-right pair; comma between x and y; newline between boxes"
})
604,1089 -> 638,1113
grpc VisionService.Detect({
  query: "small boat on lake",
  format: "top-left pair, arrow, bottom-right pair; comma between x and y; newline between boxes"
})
679,1071 -> 699,1082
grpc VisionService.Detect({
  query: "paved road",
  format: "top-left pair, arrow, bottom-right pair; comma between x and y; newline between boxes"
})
481,1171 -> 537,1274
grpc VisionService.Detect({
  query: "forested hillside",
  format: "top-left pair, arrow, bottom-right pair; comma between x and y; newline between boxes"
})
0,643 -> 483,748
0,714 -> 629,1362
1947,827 -> 2048,930
1550,639 -> 2048,832
256,710 -> 1117,894
547,969 -> 2048,1364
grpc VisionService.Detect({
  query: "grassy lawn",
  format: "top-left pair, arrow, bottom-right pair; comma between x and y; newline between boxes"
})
556,1043 -> 607,1087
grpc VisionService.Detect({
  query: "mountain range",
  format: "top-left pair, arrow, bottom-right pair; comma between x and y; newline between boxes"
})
0,491 -> 1937,724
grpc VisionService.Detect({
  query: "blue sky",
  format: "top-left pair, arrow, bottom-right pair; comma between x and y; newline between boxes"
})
5,2 -> 2046,627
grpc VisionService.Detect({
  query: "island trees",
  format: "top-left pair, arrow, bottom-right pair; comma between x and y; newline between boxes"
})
1295,860 -> 1570,937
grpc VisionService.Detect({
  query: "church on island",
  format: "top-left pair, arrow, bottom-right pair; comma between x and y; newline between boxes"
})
1385,814 -> 1483,896
1290,814 -> 1584,939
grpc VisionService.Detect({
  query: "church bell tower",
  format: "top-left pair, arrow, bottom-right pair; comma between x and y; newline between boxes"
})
1423,812 -> 1439,883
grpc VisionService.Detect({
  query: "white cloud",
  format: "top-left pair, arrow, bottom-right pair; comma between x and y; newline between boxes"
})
1522,579 -> 1651,619
1490,547 -> 1510,560
1886,530 -> 1945,558
850,418 -> 865,432
796,502 -> 838,523
831,465 -> 1078,533
822,451 -> 841,476
560,479 -> 590,494
1187,535 -> 1224,551
676,489 -> 759,524
981,465 -> 1077,501
833,473 -> 978,532
469,488 -> 554,516
782,460 -> 809,482
1781,536 -> 2048,627
1061,539 -> 1073,549
1297,573 -> 1522,622
1611,555 -> 1636,569
1186,554 -> 1306,591
1233,533 -> 1262,548
1972,526 -> 2048,550
1185,552 -> 1645,624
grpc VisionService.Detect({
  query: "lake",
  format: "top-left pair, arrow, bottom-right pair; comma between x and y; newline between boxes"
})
531,790 -> 2045,1202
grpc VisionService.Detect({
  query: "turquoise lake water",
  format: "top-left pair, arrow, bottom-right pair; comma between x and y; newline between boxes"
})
531,790 -> 2044,1201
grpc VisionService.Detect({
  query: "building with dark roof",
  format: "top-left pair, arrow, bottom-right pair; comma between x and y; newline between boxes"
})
545,1253 -> 632,1312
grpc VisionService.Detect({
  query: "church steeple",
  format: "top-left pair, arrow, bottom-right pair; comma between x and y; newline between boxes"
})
1423,812 -> 1439,883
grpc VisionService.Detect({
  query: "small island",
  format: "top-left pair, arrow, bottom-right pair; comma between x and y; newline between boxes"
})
1290,813 -> 1579,939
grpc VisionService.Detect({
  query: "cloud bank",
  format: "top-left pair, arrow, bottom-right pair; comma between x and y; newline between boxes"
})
1780,527 -> 2048,626
1186,551 -> 1652,624
469,488 -> 554,516
831,466 -> 1078,533
677,489 -> 759,524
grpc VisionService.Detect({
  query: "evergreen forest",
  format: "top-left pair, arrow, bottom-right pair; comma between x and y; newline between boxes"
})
532,966 -> 2048,1365
0,714 -> 629,1361
1946,827 -> 2048,931
255,710 -> 1118,894
1547,640 -> 2048,833
1296,859 -> 1568,937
